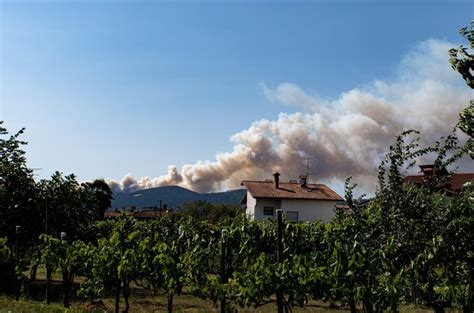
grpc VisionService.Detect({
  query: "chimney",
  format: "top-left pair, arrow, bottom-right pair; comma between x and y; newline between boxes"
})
419,165 -> 434,177
299,175 -> 307,187
273,172 -> 280,189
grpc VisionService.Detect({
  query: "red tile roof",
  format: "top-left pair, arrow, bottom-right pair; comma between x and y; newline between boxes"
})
405,173 -> 474,192
241,180 -> 343,201
104,209 -> 171,219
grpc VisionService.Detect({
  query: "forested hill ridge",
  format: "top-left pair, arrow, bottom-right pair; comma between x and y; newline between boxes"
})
111,185 -> 246,210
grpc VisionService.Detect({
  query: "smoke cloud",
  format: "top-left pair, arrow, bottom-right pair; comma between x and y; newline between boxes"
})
108,39 -> 471,194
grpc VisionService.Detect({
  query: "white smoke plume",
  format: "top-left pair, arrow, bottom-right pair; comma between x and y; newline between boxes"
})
108,39 -> 472,194
108,165 -> 183,193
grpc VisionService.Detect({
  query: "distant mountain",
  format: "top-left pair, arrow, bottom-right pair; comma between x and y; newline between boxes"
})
110,185 -> 246,211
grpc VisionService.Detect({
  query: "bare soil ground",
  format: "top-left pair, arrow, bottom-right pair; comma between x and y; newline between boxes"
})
1,294 -> 464,313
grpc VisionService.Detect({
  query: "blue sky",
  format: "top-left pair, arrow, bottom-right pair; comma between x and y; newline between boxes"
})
1,0 -> 472,190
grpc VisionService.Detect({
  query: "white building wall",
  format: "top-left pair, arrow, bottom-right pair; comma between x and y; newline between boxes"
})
253,198 -> 281,220
280,199 -> 336,223
245,191 -> 257,217
248,196 -> 337,223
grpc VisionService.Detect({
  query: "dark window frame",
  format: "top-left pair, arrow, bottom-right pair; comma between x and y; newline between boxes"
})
263,206 -> 274,216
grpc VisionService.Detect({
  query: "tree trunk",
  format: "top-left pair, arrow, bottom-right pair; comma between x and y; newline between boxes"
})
114,278 -> 121,313
363,275 -> 373,313
410,275 -> 417,305
30,262 -> 38,281
349,299 -> 357,313
62,270 -> 70,308
14,260 -> 20,301
433,303 -> 444,313
363,300 -> 373,313
288,294 -> 294,307
276,291 -> 284,313
15,275 -> 20,301
376,304 -> 383,313
220,298 -> 226,313
283,297 -> 289,313
465,267 -> 474,313
167,292 -> 174,313
123,279 -> 129,313
390,303 -> 398,313
46,267 -> 52,305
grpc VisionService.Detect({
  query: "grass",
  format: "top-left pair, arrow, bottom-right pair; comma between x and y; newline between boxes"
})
24,267 -> 85,284
0,295 -> 86,313
5,270 -> 464,312
0,294 -> 349,313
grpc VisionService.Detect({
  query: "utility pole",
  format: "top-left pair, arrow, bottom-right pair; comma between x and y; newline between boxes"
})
45,196 -> 48,235
31,168 -> 47,234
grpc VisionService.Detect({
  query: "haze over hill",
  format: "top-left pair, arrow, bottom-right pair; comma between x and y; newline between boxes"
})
111,185 -> 246,211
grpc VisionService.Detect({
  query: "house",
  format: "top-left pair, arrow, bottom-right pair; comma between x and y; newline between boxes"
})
240,173 -> 343,223
404,164 -> 474,194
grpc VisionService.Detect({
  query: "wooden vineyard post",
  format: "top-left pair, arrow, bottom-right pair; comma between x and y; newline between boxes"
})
220,229 -> 228,313
276,210 -> 284,313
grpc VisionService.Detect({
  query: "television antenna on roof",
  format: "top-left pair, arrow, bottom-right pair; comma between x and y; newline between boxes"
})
303,156 -> 317,179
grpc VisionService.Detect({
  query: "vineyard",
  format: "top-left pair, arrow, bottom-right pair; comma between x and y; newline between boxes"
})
1,163 -> 473,313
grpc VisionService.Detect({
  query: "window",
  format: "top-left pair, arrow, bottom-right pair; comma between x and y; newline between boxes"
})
286,211 -> 299,223
263,206 -> 274,216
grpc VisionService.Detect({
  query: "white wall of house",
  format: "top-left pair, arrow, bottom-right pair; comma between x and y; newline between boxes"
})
280,199 -> 336,223
247,195 -> 336,223
245,191 -> 257,217
253,198 -> 281,220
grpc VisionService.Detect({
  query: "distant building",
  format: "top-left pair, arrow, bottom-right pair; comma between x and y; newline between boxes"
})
104,208 -> 171,219
404,164 -> 474,194
241,173 -> 343,223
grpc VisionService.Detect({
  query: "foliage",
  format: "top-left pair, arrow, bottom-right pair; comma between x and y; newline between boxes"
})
38,172 -> 113,241
412,182 -> 474,311
178,200 -> 244,225
0,121 -> 112,246
0,122 -> 41,243
0,238 -> 10,262
0,238 -> 15,294
3,162 -> 472,312
449,19 -> 474,89
78,215 -> 142,312
449,19 -> 474,158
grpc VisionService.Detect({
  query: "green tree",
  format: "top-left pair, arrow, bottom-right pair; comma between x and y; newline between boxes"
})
38,172 -> 111,241
449,19 -> 473,157
0,122 -> 41,243
178,200 -> 243,224
413,183 -> 474,313
81,179 -> 113,220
